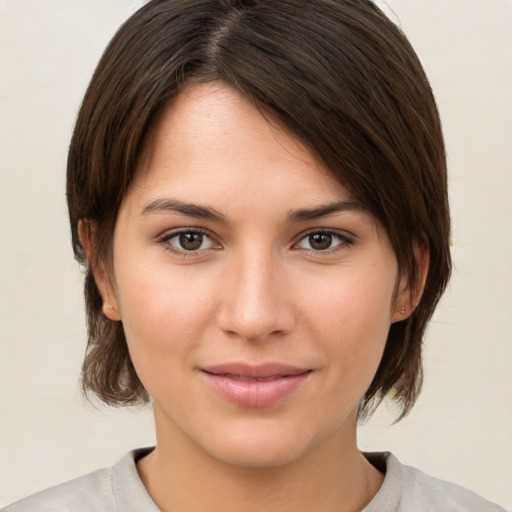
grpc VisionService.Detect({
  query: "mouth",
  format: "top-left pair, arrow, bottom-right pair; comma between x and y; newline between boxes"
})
204,373 -> 300,382
200,363 -> 312,408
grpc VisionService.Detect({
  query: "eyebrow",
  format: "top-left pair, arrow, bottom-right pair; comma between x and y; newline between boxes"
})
141,198 -> 228,224
141,197 -> 366,224
287,200 -> 367,222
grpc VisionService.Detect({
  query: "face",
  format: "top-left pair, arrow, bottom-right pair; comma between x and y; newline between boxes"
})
100,82 -> 406,468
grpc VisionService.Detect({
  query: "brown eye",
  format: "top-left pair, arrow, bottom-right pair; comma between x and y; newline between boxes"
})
308,233 -> 333,251
162,229 -> 217,254
179,232 -> 204,251
296,230 -> 351,252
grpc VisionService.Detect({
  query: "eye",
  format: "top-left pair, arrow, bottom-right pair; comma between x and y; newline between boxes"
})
296,230 -> 351,252
160,229 -> 218,253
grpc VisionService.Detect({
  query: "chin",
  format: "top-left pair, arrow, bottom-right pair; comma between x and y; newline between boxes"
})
195,418 -> 326,470
207,440 -> 307,469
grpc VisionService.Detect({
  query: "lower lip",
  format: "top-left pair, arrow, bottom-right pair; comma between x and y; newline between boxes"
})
201,371 -> 311,408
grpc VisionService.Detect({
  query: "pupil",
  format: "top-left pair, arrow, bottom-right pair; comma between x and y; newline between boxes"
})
179,232 -> 203,250
309,233 -> 332,250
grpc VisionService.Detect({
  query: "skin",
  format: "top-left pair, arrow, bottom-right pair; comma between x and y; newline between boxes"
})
88,81 -> 425,512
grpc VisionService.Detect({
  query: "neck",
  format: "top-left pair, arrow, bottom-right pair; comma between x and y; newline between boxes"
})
137,410 -> 383,512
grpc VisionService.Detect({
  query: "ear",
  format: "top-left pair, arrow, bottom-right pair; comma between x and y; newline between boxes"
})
78,220 -> 122,322
391,237 -> 430,323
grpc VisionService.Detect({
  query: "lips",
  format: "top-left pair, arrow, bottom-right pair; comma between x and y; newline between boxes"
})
200,363 -> 312,408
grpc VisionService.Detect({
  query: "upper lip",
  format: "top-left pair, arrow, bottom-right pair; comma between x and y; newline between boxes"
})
201,363 -> 311,379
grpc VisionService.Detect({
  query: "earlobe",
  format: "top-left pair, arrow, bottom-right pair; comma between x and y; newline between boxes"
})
392,238 -> 430,323
391,279 -> 411,323
102,303 -> 122,322
78,220 -> 121,322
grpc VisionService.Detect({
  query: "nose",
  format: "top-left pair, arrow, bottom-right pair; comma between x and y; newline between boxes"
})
216,250 -> 295,343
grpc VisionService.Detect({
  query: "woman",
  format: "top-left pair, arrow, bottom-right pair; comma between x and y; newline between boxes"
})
4,0 -> 506,510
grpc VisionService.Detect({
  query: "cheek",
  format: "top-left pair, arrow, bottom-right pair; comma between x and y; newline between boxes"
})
305,264 -> 395,333
114,262 -> 216,367
301,264 -> 395,375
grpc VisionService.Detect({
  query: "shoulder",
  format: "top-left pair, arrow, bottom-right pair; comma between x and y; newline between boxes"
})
399,460 -> 507,512
2,448 -> 157,512
397,461 -> 505,512
364,452 -> 507,512
2,467 -> 114,512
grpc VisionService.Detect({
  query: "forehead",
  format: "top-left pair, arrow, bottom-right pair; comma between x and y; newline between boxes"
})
132,81 -> 353,208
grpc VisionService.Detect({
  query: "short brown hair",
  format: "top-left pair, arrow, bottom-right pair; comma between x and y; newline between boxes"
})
67,0 -> 451,419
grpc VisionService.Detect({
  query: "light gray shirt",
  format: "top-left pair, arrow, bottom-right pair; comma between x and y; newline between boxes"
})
3,448 -> 506,511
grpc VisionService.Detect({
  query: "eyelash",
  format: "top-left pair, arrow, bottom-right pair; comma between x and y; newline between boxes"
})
157,228 -> 353,257
294,229 -> 353,254
157,228 -> 218,257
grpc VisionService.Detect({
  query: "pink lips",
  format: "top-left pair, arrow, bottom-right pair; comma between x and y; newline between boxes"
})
201,363 -> 312,408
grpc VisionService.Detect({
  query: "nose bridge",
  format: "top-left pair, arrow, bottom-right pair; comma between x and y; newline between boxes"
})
217,245 -> 293,341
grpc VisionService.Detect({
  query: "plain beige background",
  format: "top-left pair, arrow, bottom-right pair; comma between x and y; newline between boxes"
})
0,0 -> 510,508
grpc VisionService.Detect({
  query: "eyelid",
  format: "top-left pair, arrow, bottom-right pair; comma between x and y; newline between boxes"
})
156,226 -> 354,257
293,228 -> 354,252
157,227 -> 221,255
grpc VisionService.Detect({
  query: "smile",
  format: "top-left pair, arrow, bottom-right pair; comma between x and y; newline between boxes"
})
200,364 -> 312,408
